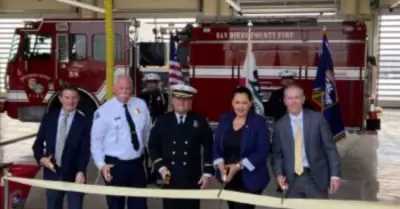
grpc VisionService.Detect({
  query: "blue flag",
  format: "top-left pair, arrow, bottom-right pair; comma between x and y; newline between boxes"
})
312,30 -> 346,142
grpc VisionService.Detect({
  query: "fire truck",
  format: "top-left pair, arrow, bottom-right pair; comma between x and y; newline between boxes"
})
1,19 -> 140,122
188,17 -> 370,130
1,17 -> 373,131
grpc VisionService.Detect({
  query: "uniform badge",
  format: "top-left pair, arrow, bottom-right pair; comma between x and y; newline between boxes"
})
134,108 -> 141,115
193,120 -> 199,128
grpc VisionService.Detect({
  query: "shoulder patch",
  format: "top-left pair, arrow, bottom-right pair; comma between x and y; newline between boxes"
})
94,112 -> 100,120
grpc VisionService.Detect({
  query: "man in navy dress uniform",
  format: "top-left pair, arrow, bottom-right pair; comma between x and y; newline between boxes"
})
138,73 -> 168,184
91,75 -> 152,209
265,70 -> 314,121
149,84 -> 214,209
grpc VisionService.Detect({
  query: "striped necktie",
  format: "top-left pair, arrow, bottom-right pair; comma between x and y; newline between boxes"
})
294,118 -> 304,175
56,113 -> 69,166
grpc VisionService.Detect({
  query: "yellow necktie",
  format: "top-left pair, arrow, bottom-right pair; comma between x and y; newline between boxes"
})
294,118 -> 304,175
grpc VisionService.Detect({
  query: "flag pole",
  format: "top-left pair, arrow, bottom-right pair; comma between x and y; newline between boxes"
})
167,33 -> 174,112
320,26 -> 327,113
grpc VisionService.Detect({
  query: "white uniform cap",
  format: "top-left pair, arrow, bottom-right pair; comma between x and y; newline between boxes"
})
171,84 -> 197,98
279,70 -> 296,78
143,73 -> 161,82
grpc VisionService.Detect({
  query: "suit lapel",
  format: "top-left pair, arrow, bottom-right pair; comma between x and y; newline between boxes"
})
283,115 -> 295,161
283,115 -> 294,142
49,111 -> 60,154
303,110 -> 311,144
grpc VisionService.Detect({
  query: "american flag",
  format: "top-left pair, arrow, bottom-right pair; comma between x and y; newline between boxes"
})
168,36 -> 184,85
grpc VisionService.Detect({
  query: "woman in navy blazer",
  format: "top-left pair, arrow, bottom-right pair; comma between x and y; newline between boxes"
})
213,87 -> 270,209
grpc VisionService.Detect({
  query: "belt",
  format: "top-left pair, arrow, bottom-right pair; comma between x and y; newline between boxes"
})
294,167 -> 311,176
105,155 -> 142,163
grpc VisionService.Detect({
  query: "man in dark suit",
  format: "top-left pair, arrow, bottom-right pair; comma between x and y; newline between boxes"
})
149,84 -> 213,209
265,70 -> 314,121
272,84 -> 341,199
32,85 -> 91,209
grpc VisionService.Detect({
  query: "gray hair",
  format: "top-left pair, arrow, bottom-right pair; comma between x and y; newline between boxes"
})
114,74 -> 133,87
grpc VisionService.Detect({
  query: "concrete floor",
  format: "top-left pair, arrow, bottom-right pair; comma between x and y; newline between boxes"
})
0,110 -> 399,209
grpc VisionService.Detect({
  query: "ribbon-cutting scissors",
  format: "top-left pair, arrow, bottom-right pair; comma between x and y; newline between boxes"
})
281,185 -> 288,205
218,170 -> 227,197
218,170 -> 228,209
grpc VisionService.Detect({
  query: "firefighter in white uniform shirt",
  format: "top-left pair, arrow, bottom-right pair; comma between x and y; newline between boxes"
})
90,75 -> 152,209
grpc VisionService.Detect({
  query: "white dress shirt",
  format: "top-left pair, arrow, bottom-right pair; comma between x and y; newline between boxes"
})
91,97 -> 152,170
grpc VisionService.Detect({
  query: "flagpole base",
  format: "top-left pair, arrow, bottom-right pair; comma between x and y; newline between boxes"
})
366,118 -> 381,131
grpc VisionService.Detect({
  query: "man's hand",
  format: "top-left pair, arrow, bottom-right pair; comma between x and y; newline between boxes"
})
40,156 -> 56,173
329,178 -> 341,194
160,168 -> 171,182
217,163 -> 225,176
225,164 -> 240,182
276,175 -> 288,190
101,164 -> 114,182
75,172 -> 85,184
198,176 -> 210,189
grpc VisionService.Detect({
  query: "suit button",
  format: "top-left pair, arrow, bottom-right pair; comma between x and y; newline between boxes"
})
173,141 -> 176,144
183,162 -> 186,166
172,151 -> 176,155
184,152 -> 187,155
185,141 -> 188,144
171,161 -> 175,165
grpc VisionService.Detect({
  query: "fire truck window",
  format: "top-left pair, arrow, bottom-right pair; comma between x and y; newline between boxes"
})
7,34 -> 20,63
92,34 -> 120,61
22,34 -> 51,59
70,34 -> 86,60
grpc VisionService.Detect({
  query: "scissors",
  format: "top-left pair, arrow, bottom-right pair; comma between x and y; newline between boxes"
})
218,170 -> 228,209
281,185 -> 288,205
217,170 -> 227,197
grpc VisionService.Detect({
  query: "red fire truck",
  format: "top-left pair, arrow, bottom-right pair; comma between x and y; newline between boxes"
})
188,17 -> 369,130
1,19 -> 140,122
1,17 -> 372,131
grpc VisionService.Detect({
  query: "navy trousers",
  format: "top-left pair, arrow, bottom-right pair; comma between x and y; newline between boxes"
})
46,189 -> 83,209
104,155 -> 147,209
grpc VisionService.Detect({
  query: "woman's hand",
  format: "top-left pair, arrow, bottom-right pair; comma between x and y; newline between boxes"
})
217,163 -> 227,180
225,163 -> 241,182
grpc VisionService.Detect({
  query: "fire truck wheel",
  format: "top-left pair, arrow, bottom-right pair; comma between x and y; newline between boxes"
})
47,92 -> 98,118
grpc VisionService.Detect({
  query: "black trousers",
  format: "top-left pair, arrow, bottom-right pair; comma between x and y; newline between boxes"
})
225,173 -> 261,209
104,155 -> 147,209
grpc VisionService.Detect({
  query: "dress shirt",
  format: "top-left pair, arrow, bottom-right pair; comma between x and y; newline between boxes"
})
91,97 -> 152,170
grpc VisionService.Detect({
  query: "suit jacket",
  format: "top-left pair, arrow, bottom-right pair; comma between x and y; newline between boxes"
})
213,111 -> 270,192
272,109 -> 341,191
264,88 -> 314,121
32,109 -> 91,182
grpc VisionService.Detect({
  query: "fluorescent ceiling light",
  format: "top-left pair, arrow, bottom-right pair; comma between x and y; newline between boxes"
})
242,12 -> 335,17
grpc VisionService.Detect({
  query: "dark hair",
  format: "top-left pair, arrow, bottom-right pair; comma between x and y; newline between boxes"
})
60,84 -> 79,97
232,86 -> 253,101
